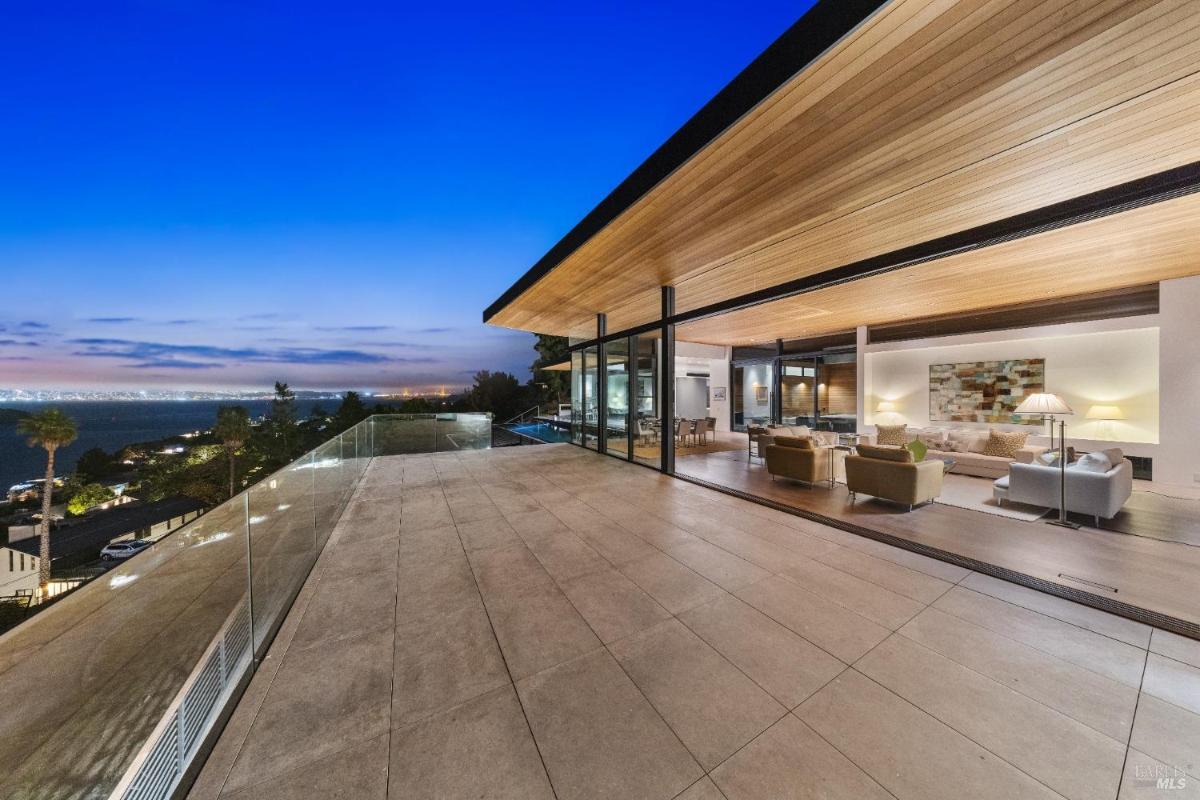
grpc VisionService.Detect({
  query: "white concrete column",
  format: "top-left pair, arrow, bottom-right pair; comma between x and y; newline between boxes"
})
1157,275 -> 1200,487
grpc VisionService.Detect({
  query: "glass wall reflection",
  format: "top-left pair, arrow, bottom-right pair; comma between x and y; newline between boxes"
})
605,338 -> 630,458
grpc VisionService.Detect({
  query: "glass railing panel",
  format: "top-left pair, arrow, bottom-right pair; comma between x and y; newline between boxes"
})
313,437 -> 344,549
371,413 -> 436,455
369,413 -> 493,456
246,452 -> 317,654
0,490 -> 251,799
0,412 -> 494,800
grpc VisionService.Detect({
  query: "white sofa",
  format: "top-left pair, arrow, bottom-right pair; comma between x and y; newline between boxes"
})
994,457 -> 1133,525
867,427 -> 1046,479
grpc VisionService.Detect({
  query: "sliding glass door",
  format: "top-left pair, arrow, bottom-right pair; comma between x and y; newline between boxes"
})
632,332 -> 660,467
781,359 -> 816,427
815,352 -> 857,433
604,338 -> 630,458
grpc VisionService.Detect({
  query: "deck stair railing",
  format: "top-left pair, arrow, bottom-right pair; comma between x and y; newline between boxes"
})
502,405 -> 542,425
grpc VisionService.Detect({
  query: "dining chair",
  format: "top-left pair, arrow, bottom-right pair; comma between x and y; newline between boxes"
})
675,419 -> 692,447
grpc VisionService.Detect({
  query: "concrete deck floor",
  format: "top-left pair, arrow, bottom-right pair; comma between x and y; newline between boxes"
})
190,444 -> 1200,800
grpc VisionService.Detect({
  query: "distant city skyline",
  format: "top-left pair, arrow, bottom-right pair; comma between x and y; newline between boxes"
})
1,2 -> 810,391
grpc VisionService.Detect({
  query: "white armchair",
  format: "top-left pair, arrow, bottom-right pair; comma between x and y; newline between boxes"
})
995,459 -> 1133,526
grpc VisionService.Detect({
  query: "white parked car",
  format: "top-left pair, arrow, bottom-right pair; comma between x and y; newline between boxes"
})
100,540 -> 152,561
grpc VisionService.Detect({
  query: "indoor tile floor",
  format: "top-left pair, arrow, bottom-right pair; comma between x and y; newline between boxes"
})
190,445 -> 1200,800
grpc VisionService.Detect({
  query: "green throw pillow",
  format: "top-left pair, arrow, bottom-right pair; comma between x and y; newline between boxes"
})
906,439 -> 928,462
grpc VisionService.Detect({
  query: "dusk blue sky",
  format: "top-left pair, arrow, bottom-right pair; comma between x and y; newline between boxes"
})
1,1 -> 813,392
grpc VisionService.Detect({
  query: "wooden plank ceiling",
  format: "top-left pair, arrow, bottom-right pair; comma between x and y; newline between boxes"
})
676,191 -> 1200,345
486,0 -> 1200,340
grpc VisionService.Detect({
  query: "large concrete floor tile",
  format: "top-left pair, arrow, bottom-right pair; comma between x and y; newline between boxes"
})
388,685 -> 554,800
318,531 -> 398,581
397,523 -> 462,567
777,557 -> 925,630
620,552 -> 726,614
607,512 -> 696,550
679,594 -> 845,708
933,586 -> 1146,687
505,507 -> 573,538
961,572 -> 1152,648
1119,749 -> 1200,798
798,670 -> 1062,800
710,714 -> 891,800
609,620 -> 785,770
289,568 -> 398,652
734,576 -> 890,663
444,493 -> 504,525
857,634 -> 1125,800
392,598 -> 509,726
517,648 -> 701,800
560,568 -> 672,644
1129,694 -> 1200,781
399,504 -> 455,532
573,521 -> 661,566
469,543 -> 557,599
396,550 -> 481,621
673,777 -> 725,800
899,607 -> 1138,742
1150,629 -> 1200,670
337,515 -> 400,544
744,521 -> 843,562
223,626 -> 393,793
815,545 -> 954,605
456,516 -> 523,553
830,534 -> 971,583
664,539 -> 771,591
521,528 -> 611,583
691,527 -> 813,575
220,733 -> 389,800
481,580 -> 601,679
1142,653 -> 1200,714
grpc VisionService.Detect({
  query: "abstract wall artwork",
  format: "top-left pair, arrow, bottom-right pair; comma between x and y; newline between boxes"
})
929,358 -> 1045,424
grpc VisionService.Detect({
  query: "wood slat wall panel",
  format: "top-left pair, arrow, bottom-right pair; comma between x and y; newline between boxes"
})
489,0 -> 1200,339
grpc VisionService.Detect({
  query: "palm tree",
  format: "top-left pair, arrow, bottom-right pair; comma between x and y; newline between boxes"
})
17,408 -> 78,596
214,405 -> 251,499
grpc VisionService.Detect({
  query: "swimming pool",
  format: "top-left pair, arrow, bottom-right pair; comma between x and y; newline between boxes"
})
506,422 -> 574,444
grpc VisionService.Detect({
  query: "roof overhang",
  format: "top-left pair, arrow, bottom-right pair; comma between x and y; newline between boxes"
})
484,0 -> 1200,343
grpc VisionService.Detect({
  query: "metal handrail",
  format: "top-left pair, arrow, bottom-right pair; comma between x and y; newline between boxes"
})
502,405 -> 541,425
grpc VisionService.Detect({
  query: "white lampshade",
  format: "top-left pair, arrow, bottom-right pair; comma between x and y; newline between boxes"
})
875,400 -> 897,413
1086,404 -> 1125,420
1014,392 -> 1073,415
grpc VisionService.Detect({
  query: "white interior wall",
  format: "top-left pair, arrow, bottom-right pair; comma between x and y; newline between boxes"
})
674,376 -> 709,419
1158,276 -> 1200,487
677,341 -> 731,431
864,317 -> 1160,457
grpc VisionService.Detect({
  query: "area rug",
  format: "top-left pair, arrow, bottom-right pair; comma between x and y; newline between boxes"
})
634,438 -> 747,461
935,472 -> 1049,522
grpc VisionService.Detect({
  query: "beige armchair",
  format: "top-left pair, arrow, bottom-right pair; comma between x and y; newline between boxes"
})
845,444 -> 943,510
765,437 -> 831,486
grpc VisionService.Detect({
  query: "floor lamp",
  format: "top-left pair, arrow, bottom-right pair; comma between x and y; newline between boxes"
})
1014,393 -> 1077,529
